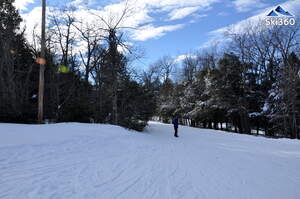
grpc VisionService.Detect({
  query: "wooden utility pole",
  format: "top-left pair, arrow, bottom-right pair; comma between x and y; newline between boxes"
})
38,0 -> 46,123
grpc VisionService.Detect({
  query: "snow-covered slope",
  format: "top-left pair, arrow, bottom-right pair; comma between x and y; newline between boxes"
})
0,121 -> 300,199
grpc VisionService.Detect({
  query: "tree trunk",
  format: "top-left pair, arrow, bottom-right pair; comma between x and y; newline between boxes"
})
208,122 -> 212,129
112,84 -> 118,125
239,111 -> 251,134
213,122 -> 218,129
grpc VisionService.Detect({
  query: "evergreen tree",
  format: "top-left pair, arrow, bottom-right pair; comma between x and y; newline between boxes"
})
266,52 -> 300,138
0,0 -> 37,122
210,53 -> 251,133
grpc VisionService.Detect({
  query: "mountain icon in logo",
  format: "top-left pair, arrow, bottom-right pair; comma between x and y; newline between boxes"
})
267,6 -> 293,17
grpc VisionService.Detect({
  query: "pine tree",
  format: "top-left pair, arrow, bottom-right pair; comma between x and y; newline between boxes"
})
0,0 -> 36,122
214,53 -> 251,134
267,53 -> 300,138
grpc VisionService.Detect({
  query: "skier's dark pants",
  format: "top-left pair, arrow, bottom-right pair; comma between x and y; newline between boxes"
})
174,127 -> 178,137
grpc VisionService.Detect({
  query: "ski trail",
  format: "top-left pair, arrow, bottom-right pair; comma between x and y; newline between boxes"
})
1,122 -> 300,198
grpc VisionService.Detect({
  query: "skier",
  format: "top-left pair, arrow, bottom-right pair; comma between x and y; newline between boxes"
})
172,117 -> 179,137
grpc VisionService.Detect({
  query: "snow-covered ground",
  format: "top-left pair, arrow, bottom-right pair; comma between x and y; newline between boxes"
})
1,121 -> 300,199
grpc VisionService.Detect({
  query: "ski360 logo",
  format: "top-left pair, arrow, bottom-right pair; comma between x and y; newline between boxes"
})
265,6 -> 295,26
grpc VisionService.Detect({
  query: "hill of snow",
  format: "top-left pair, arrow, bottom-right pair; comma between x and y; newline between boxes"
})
0,121 -> 300,199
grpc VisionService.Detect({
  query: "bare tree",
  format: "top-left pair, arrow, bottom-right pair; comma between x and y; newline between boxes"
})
181,55 -> 198,83
154,56 -> 176,82
142,63 -> 161,89
49,6 -> 77,67
88,0 -> 136,124
73,21 -> 104,83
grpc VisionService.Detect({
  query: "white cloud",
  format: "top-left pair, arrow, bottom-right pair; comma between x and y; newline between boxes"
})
218,12 -> 229,16
202,10 -> 267,49
232,0 -> 267,13
168,6 -> 201,20
21,7 -> 43,44
203,0 -> 300,49
13,0 -> 35,11
175,54 -> 197,63
277,0 -> 300,17
213,0 -> 300,36
146,0 -> 219,12
132,24 -> 185,41
70,0 -> 84,6
21,0 -> 221,43
189,14 -> 207,23
90,0 -> 220,40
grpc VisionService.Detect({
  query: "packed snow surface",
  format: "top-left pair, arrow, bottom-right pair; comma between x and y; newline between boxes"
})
1,121 -> 300,199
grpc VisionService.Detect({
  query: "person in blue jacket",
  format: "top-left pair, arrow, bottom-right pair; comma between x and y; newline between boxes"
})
172,118 -> 179,137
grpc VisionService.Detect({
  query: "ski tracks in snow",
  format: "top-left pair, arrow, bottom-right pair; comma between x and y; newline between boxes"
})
1,122 -> 300,199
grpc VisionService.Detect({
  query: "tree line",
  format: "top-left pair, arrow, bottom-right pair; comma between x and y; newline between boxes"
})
0,0 -> 155,131
151,21 -> 300,139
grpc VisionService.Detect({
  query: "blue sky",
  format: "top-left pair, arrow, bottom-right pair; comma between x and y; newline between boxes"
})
14,0 -> 300,66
